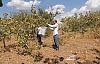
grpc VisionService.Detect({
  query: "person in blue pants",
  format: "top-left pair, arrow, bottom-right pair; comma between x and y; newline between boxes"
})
36,26 -> 43,46
47,20 -> 59,51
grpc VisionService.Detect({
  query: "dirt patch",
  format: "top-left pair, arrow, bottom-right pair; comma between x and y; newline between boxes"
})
0,34 -> 100,64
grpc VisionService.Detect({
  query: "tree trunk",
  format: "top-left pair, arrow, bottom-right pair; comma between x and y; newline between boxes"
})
3,36 -> 6,48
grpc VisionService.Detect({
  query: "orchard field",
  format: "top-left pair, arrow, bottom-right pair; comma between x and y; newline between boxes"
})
0,7 -> 100,64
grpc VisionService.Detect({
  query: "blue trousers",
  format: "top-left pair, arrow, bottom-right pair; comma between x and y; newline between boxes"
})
53,34 -> 59,50
37,34 -> 42,45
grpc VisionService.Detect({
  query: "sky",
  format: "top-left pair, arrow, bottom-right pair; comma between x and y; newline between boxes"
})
0,0 -> 100,20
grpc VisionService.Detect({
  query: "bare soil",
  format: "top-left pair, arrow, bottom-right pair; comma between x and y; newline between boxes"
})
0,32 -> 100,64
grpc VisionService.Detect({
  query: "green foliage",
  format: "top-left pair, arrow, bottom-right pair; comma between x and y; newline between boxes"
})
0,7 -> 57,53
61,11 -> 100,36
33,51 -> 43,62
45,27 -> 52,37
34,54 -> 42,62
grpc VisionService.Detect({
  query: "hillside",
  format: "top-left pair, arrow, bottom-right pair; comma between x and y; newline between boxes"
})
0,31 -> 100,64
